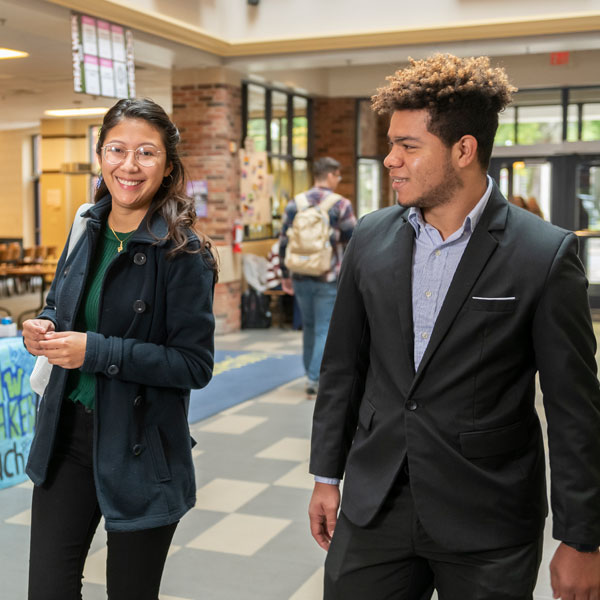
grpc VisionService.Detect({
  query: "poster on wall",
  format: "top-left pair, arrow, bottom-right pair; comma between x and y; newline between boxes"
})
71,12 -> 135,99
239,150 -> 273,225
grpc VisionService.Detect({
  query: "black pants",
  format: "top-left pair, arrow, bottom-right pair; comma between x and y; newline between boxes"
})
28,400 -> 178,600
325,475 -> 543,600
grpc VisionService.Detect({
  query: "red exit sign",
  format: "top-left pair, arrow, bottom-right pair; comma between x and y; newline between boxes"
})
550,51 -> 570,65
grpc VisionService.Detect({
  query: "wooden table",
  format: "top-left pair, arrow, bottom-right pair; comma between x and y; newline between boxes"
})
0,264 -> 57,325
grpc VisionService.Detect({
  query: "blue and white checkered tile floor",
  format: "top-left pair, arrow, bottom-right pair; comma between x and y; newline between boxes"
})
1,326 -> 595,599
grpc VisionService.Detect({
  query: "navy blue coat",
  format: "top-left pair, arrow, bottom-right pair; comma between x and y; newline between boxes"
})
26,195 -> 215,531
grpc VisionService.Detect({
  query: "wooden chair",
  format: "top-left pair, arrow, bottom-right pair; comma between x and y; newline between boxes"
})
34,246 -> 47,261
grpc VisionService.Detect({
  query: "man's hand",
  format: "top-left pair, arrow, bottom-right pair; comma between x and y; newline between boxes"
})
550,542 -> 600,599
309,482 -> 340,550
38,331 -> 87,369
281,278 -> 294,295
22,319 -> 55,355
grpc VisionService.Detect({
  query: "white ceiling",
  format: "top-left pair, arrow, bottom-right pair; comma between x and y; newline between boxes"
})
1,0 -> 599,130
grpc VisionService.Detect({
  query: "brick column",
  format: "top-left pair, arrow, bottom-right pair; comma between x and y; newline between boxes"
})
172,68 -> 243,334
314,98 -> 357,210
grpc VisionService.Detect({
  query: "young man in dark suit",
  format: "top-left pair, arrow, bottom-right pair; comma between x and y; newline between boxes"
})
308,54 -> 600,599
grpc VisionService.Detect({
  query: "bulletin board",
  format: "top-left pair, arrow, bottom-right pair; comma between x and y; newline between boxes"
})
239,150 -> 273,225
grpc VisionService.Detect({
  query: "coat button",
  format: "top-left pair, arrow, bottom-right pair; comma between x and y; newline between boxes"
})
132,444 -> 143,456
133,253 -> 147,265
107,364 -> 119,376
133,395 -> 143,408
63,266 -> 70,277
406,400 -> 418,411
133,299 -> 146,313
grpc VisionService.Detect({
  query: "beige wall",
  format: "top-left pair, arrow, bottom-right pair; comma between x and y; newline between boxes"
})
257,49 -> 600,99
40,117 -> 101,251
0,127 -> 37,246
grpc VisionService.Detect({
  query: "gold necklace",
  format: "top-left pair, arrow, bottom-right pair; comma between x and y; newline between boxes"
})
108,223 -> 134,253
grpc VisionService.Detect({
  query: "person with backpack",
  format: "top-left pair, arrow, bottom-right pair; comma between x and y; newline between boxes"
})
279,157 -> 356,396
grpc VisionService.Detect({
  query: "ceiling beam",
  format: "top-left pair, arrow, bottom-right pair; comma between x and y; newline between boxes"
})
46,1 -> 600,58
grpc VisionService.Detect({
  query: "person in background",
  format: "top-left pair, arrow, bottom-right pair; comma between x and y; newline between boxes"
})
309,54 -> 600,599
22,98 -> 217,600
527,196 -> 545,219
266,240 -> 283,290
279,157 -> 356,396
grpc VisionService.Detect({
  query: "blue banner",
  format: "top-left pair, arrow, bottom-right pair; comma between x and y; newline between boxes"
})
0,337 -> 36,489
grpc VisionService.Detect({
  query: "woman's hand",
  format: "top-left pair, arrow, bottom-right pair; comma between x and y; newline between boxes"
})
38,331 -> 87,369
22,319 -> 56,356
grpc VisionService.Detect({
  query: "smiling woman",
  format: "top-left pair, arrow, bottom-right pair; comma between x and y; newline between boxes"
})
21,98 -> 218,600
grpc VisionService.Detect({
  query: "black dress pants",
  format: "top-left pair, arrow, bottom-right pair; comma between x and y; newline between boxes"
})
28,400 -> 178,600
325,475 -> 543,600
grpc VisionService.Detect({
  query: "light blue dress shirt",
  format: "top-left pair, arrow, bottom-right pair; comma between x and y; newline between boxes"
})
409,177 -> 492,369
315,177 -> 493,485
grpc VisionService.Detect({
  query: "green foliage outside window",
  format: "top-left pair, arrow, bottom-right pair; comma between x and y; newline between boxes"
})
583,120 -> 600,142
494,123 -> 515,146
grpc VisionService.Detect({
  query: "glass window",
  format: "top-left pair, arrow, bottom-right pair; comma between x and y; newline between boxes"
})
583,238 -> 600,284
292,96 -> 308,157
495,107 -> 516,146
498,167 -> 510,197
247,84 -> 267,152
357,158 -> 381,218
270,157 -> 292,218
242,84 -> 313,239
566,104 -> 580,142
577,164 -> 600,231
516,105 -> 563,145
271,91 -> 288,156
293,159 -> 310,197
582,103 -> 600,142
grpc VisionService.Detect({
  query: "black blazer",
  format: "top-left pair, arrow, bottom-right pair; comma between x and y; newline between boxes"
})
310,183 -> 600,552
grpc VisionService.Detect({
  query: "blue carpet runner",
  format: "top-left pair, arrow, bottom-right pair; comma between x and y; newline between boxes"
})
189,350 -> 304,423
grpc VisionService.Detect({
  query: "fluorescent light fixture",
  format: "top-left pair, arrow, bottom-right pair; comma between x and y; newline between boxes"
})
0,48 -> 29,59
44,107 -> 110,117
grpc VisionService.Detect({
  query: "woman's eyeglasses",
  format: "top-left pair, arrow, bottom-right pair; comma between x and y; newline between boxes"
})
101,144 -> 164,167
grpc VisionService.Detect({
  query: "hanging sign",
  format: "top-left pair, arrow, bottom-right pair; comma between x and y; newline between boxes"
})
71,12 -> 135,98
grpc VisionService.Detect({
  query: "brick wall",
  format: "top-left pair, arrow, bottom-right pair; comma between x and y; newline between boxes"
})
173,82 -> 242,333
313,98 -> 357,209
314,97 -> 392,211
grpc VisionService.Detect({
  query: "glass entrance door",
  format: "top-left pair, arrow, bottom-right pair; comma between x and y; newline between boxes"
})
575,158 -> 600,307
491,158 -> 552,221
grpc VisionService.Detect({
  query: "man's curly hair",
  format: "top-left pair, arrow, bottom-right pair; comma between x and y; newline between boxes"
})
372,54 -> 517,168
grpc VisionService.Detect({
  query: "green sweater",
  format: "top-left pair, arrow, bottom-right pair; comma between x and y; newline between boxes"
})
66,224 -> 133,409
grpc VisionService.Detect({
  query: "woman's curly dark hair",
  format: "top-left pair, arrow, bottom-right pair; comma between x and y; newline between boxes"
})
95,98 -> 217,276
372,54 -> 517,168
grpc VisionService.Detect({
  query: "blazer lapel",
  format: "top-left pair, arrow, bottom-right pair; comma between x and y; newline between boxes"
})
409,184 -> 509,391
393,216 -> 416,374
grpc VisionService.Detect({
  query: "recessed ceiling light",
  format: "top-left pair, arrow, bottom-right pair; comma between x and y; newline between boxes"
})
0,48 -> 29,59
44,107 -> 110,117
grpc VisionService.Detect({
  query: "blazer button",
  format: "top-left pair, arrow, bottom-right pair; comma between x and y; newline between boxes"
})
63,266 -> 70,277
133,299 -> 146,313
107,364 -> 119,376
133,252 -> 147,265
406,400 -> 418,411
133,395 -> 143,408
132,444 -> 143,456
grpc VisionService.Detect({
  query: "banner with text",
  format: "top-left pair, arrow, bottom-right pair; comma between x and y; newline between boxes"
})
0,338 -> 36,489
